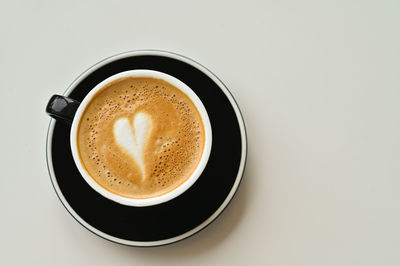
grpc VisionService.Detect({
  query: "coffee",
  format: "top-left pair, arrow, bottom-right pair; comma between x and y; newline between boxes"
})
77,77 -> 205,199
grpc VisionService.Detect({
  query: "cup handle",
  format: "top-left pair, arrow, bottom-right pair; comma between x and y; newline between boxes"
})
46,95 -> 81,124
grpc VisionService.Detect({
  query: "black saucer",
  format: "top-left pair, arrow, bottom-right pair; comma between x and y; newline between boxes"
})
46,51 -> 247,246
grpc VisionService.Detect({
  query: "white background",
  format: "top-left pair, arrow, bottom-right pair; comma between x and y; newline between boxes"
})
1,0 -> 400,265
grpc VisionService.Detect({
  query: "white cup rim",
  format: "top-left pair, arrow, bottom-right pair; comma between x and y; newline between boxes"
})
70,70 -> 212,207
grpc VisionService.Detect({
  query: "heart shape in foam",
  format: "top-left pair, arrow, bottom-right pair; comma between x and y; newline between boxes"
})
113,112 -> 151,180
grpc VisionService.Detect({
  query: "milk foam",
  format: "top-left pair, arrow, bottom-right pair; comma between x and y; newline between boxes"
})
113,112 -> 151,180
77,77 -> 205,199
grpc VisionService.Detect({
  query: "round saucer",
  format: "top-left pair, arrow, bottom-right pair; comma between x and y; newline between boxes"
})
46,50 -> 247,247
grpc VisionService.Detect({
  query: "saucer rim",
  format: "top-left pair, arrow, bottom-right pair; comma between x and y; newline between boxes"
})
46,49 -> 247,247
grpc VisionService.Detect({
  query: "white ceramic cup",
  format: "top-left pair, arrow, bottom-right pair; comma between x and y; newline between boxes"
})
48,70 -> 212,207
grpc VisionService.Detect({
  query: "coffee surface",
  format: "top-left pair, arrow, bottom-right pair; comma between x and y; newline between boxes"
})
77,77 -> 205,199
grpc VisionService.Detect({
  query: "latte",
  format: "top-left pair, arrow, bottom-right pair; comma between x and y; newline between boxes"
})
77,77 -> 205,199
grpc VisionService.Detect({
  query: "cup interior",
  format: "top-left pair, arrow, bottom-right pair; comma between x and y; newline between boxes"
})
69,70 -> 212,207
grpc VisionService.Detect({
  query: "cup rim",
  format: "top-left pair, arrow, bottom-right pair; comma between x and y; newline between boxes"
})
70,69 -> 212,207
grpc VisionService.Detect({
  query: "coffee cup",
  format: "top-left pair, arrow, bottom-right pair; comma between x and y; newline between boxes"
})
46,70 -> 212,207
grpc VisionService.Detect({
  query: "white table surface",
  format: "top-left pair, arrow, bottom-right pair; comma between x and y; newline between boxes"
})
1,1 -> 400,265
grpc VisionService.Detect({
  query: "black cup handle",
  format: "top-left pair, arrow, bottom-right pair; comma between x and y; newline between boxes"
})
46,95 -> 81,124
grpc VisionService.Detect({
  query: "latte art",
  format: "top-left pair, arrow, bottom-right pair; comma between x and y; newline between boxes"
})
113,113 -> 152,180
77,77 -> 205,199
